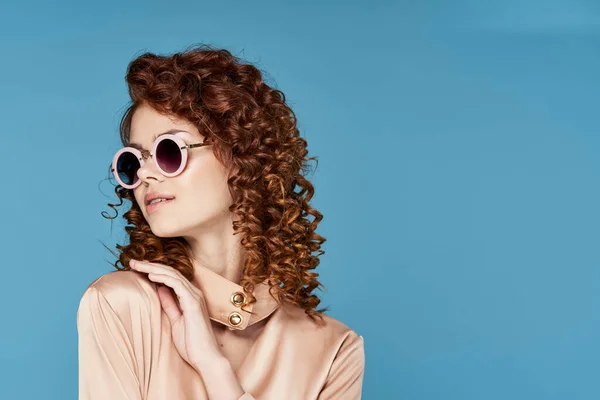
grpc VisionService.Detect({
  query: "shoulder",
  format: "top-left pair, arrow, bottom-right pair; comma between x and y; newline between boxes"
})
276,302 -> 365,354
77,270 -> 159,323
81,269 -> 155,296
269,302 -> 365,386
318,312 -> 364,356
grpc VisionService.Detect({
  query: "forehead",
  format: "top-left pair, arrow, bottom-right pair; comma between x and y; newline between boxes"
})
128,104 -> 202,150
128,129 -> 194,151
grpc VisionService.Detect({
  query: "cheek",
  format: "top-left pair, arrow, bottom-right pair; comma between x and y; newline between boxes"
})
185,177 -> 233,211
170,162 -> 230,210
186,155 -> 231,194
133,190 -> 144,209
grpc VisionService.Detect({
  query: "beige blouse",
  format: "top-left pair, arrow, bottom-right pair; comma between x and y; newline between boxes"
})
77,265 -> 365,399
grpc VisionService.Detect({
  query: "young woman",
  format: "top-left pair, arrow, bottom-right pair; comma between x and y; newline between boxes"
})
77,45 -> 365,400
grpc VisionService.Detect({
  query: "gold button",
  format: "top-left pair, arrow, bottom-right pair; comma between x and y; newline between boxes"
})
231,292 -> 246,307
228,312 -> 243,327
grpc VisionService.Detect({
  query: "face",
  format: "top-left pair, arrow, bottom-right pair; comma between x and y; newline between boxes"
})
129,103 -> 234,238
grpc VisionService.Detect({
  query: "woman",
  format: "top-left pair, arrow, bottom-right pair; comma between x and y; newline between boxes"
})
77,44 -> 365,400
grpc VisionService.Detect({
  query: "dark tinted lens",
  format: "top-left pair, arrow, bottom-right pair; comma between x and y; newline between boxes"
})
116,151 -> 140,186
156,138 -> 182,173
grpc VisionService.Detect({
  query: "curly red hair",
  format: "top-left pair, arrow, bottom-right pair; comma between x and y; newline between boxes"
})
102,44 -> 330,324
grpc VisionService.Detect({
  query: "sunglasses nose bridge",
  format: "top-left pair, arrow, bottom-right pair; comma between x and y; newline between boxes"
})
140,149 -> 152,160
136,150 -> 163,183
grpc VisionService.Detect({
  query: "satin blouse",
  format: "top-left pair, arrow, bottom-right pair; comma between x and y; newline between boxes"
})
76,265 -> 365,399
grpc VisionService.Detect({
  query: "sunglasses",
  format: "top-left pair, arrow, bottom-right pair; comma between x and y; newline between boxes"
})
111,133 -> 210,189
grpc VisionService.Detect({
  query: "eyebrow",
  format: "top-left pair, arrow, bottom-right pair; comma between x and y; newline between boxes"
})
128,129 -> 190,150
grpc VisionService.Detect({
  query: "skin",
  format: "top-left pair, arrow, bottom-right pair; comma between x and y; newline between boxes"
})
126,103 -> 247,399
130,103 -> 246,285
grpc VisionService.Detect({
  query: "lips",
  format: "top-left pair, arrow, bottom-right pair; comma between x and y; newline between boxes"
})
144,192 -> 175,206
146,198 -> 175,214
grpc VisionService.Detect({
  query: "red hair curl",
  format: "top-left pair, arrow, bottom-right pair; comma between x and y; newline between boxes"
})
101,44 -> 330,324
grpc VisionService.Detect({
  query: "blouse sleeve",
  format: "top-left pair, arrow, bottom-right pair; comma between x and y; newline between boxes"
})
77,284 -> 144,400
318,332 -> 366,399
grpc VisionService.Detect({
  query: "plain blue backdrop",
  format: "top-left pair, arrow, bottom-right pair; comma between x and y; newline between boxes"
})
1,0 -> 599,399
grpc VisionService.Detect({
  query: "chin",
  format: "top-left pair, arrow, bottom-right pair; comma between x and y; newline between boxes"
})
150,230 -> 180,239
146,222 -> 184,238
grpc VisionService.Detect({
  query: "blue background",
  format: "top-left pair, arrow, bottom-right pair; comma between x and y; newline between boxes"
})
1,0 -> 599,399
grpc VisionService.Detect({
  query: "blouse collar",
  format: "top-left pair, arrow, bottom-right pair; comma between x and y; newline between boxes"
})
191,264 -> 280,331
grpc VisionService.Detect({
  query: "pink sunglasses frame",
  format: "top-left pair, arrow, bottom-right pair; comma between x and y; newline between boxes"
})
111,133 -> 210,189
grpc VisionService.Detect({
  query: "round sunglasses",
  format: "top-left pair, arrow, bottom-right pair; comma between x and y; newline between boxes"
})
111,133 -> 210,189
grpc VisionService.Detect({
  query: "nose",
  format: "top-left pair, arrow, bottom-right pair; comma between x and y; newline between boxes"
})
137,152 -> 164,185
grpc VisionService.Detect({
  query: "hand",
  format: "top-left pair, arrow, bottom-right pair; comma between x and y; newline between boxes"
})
129,259 -> 222,370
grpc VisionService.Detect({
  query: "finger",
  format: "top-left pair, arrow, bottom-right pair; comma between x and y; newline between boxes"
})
131,260 -> 196,294
144,261 -> 180,275
156,285 -> 183,323
147,272 -> 201,312
129,261 -> 205,314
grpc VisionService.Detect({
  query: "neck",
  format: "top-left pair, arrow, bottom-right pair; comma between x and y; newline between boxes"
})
183,213 -> 247,284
